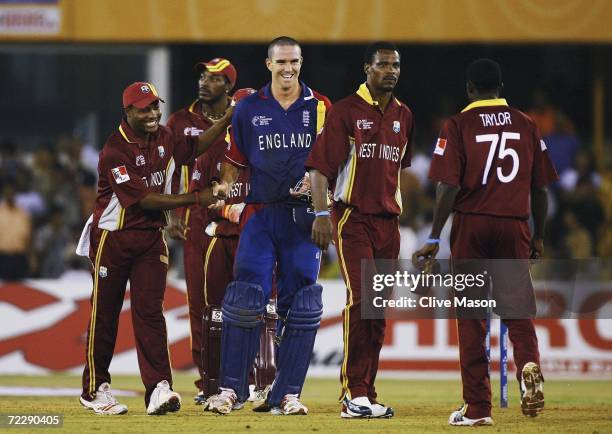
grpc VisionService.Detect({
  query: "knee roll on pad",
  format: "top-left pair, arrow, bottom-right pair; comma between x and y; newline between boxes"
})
219,281 -> 265,402
268,284 -> 323,406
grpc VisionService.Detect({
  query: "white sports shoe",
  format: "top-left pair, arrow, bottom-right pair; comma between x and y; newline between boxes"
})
251,385 -> 272,412
271,394 -> 308,415
204,388 -> 241,415
340,396 -> 372,418
371,403 -> 394,418
147,380 -> 181,415
521,362 -> 544,417
449,404 -> 493,426
79,382 -> 128,415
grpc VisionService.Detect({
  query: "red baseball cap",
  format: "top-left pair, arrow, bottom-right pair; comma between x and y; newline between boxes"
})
122,82 -> 165,109
196,58 -> 237,89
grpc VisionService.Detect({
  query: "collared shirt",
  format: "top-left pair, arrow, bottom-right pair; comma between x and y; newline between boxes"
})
225,81 -> 331,204
167,100 -> 228,228
306,83 -> 414,216
92,119 -> 197,231
429,98 -> 559,219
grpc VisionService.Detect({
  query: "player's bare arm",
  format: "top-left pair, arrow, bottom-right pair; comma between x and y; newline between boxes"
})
138,189 -> 217,210
194,106 -> 233,156
211,162 -> 239,202
412,181 -> 460,265
309,169 -> 333,251
530,186 -> 548,259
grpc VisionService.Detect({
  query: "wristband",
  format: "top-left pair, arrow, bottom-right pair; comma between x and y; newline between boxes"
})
315,210 -> 331,217
426,238 -> 440,244
194,190 -> 200,206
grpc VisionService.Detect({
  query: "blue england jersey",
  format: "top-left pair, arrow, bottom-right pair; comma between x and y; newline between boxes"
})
225,82 -> 331,204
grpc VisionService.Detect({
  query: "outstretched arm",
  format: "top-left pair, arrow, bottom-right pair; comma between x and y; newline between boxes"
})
194,107 -> 233,157
139,189 -> 217,211
412,181 -> 460,264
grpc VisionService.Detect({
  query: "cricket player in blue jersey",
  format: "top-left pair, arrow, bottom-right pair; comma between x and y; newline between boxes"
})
203,36 -> 331,416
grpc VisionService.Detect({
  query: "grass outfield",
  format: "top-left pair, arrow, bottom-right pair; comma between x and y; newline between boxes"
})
0,375 -> 611,433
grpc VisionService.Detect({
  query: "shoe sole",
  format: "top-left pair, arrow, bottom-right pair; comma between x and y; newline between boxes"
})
148,396 -> 181,416
79,397 -> 128,415
340,411 -> 370,419
521,363 -> 544,417
271,409 -> 308,416
450,419 -> 493,426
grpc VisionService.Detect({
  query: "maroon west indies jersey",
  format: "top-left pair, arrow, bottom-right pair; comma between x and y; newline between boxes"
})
429,98 -> 558,219
189,146 -> 250,237
92,119 -> 196,231
306,83 -> 414,216
167,100 -> 228,229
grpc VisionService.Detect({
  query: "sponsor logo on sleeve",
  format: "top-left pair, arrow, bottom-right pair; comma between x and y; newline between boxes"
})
434,138 -> 447,156
140,85 -> 150,93
158,146 -> 165,158
540,139 -> 547,151
393,120 -> 401,133
192,169 -> 201,181
135,155 -> 145,166
111,166 -> 130,184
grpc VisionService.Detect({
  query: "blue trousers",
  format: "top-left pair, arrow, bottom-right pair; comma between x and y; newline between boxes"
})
234,205 -> 321,316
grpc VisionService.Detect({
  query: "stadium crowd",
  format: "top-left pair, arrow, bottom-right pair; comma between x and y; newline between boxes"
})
0,93 -> 609,281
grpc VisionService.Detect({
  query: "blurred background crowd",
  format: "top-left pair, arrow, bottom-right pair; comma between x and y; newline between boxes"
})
1,67 -> 609,280
2,0 -> 609,281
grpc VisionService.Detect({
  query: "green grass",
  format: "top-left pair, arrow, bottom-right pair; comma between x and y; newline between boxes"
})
0,375 -> 611,433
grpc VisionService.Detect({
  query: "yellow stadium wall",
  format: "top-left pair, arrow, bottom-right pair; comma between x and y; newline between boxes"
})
2,0 -> 612,43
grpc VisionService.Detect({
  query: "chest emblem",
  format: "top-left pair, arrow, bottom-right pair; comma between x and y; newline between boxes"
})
136,155 -> 145,166
252,115 -> 272,126
302,110 -> 310,127
393,121 -> 400,133
356,119 -> 374,130
158,146 -> 165,158
184,127 -> 204,136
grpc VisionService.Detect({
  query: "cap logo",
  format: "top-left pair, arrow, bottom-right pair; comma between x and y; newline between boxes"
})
207,59 -> 231,72
140,85 -> 150,93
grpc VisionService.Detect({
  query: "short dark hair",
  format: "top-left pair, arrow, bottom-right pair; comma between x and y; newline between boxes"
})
267,36 -> 301,58
466,58 -> 502,93
364,41 -> 399,64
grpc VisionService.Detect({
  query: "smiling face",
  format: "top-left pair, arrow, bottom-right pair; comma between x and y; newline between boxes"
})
266,44 -> 302,91
125,101 -> 162,136
198,70 -> 230,103
365,49 -> 400,94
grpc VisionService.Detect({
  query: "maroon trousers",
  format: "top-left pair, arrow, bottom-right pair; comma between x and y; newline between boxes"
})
332,203 -> 400,401
451,212 -> 541,419
81,228 -> 172,407
183,223 -> 205,391
185,229 -> 238,392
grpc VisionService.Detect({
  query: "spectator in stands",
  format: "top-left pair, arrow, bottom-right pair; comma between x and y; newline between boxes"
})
0,183 -> 32,280
527,90 -> 579,175
34,205 -> 71,278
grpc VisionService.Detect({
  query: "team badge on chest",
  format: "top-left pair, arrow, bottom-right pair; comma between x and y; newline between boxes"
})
302,110 -> 310,127
158,146 -> 165,158
393,120 -> 400,133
